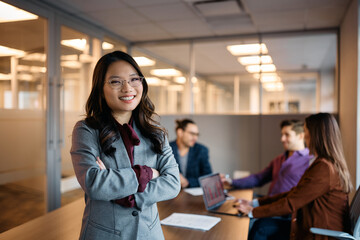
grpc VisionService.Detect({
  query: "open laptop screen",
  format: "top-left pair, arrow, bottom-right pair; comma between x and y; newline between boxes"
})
199,173 -> 226,210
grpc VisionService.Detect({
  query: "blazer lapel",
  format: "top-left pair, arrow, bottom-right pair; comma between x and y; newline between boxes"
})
112,136 -> 131,169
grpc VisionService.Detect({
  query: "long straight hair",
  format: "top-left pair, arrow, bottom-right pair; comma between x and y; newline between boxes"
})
85,51 -> 167,155
305,113 -> 352,193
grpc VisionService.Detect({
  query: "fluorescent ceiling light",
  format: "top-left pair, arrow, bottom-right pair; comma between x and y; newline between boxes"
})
253,73 -> 281,83
61,61 -> 82,69
22,53 -> 46,62
263,82 -> 284,91
134,57 -> 155,67
17,65 -> 46,73
246,64 -> 276,73
102,42 -> 114,50
61,39 -> 87,51
238,55 -> 272,65
0,1 -> 38,23
61,54 -> 78,61
0,45 -> 25,57
227,43 -> 268,56
175,76 -> 186,84
191,77 -> 198,83
18,73 -> 33,81
168,85 -> 184,91
0,73 -> 10,80
150,68 -> 182,77
145,77 -> 161,86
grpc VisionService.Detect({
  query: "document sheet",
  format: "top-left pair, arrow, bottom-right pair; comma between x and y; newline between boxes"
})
184,187 -> 203,196
161,213 -> 221,231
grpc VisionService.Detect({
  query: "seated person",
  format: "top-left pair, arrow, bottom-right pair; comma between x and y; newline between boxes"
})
222,119 -> 312,197
236,113 -> 352,240
170,119 -> 212,188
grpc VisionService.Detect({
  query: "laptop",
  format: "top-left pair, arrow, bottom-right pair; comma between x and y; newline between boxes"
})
199,173 -> 243,217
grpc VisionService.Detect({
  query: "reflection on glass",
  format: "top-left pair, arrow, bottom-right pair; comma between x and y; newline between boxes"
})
60,26 -> 99,206
0,5 -> 47,232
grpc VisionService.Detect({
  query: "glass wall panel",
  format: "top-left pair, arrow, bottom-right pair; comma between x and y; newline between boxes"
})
194,38 -> 261,114
261,33 -> 337,114
134,33 -> 336,115
132,45 -> 190,114
60,26 -> 99,206
103,36 -> 127,55
0,2 -> 47,232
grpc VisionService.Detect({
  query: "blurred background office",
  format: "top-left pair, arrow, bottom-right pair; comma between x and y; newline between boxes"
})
0,0 -> 359,234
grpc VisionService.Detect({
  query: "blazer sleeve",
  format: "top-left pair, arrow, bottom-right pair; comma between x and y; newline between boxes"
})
71,121 -> 139,201
134,136 -> 181,210
232,158 -> 274,189
253,160 -> 333,218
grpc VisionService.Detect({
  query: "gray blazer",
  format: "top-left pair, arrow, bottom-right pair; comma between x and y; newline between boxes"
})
71,120 -> 181,240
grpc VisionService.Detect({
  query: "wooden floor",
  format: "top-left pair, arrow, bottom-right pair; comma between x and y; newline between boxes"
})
0,181 -> 83,233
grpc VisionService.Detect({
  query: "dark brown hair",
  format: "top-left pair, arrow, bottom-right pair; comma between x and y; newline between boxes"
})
175,118 -> 196,131
85,51 -> 167,155
305,113 -> 352,193
280,119 -> 304,134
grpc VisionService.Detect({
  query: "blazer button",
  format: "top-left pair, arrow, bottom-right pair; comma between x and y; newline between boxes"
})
132,211 -> 138,216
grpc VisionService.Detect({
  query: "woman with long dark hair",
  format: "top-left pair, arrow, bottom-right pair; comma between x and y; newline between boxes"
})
236,113 -> 352,240
71,51 -> 181,240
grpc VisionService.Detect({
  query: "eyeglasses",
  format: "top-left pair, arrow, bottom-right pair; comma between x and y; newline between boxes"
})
185,131 -> 200,137
107,76 -> 144,89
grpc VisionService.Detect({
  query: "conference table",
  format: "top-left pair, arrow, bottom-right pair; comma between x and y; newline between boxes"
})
0,189 -> 252,240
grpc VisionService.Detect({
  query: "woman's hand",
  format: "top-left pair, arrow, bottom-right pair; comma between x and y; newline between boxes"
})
233,198 -> 253,215
96,157 -> 106,170
151,168 -> 160,179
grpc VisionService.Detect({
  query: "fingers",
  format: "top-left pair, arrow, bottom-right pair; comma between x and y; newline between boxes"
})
96,157 -> 106,170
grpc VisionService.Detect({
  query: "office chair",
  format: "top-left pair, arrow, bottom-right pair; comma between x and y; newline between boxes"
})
310,186 -> 360,240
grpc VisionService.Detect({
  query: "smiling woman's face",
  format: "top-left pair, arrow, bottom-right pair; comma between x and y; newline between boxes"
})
103,60 -> 143,122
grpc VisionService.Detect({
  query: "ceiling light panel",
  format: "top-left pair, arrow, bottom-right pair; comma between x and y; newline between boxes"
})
238,55 -> 273,65
0,1 -> 38,23
227,43 -> 268,56
246,64 -> 276,73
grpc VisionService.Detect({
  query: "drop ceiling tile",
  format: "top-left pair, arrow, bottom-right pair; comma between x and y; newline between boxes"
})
160,19 -> 213,37
252,10 -> 305,26
242,0 -> 310,13
306,7 -> 345,28
110,23 -> 172,41
121,0 -> 179,7
136,2 -> 197,21
84,7 -> 149,26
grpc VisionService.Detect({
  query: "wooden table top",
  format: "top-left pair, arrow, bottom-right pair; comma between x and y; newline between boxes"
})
159,189 -> 253,240
0,189 -> 252,240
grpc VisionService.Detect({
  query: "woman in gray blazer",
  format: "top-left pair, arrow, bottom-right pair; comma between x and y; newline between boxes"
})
71,51 -> 181,240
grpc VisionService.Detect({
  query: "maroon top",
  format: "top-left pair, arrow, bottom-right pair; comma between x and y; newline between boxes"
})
113,118 -> 153,208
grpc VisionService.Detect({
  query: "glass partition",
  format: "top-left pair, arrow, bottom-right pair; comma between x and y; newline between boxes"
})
60,26 -> 100,206
133,32 -> 337,115
0,2 -> 47,232
132,45 -> 190,114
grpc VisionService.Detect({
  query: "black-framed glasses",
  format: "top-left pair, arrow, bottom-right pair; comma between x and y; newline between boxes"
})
107,76 -> 144,90
185,131 -> 200,137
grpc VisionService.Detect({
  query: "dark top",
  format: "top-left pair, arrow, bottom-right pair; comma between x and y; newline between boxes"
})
170,141 -> 212,187
113,119 -> 152,207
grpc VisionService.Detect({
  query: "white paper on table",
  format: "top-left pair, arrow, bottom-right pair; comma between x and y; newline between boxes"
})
161,213 -> 221,231
184,187 -> 203,196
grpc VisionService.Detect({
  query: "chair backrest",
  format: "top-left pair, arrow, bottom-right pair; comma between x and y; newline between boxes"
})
349,186 -> 360,238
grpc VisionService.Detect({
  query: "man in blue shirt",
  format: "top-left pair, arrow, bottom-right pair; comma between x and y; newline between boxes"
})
170,119 -> 212,188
